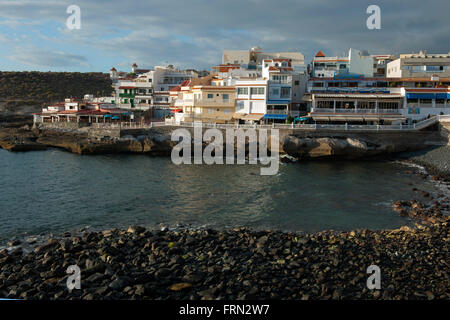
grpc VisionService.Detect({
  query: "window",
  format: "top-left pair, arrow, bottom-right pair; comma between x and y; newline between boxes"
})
425,65 -> 444,72
207,94 -> 213,99
237,87 -> 248,95
419,99 -> 432,105
378,102 -> 399,109
281,87 -> 290,98
294,80 -> 300,86
223,94 -> 229,101
250,87 -> 265,95
236,101 -> 245,110
272,88 -> 280,96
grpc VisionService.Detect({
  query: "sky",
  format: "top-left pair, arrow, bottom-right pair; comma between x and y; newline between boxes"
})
0,0 -> 449,73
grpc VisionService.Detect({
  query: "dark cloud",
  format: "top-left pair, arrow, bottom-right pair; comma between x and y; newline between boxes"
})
8,46 -> 89,68
0,0 -> 449,70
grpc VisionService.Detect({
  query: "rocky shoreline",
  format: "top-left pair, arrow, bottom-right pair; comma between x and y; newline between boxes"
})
0,214 -> 448,300
1,121 -> 449,300
0,120 -> 448,160
396,146 -> 450,178
0,168 -> 448,301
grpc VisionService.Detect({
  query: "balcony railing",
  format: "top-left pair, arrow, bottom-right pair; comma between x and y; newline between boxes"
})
119,93 -> 135,98
266,109 -> 288,114
312,108 -> 401,114
194,99 -> 234,107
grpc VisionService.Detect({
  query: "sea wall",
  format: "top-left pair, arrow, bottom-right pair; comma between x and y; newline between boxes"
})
36,122 -> 89,131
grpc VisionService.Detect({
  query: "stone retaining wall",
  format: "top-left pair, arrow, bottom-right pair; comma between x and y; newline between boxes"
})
36,122 -> 89,131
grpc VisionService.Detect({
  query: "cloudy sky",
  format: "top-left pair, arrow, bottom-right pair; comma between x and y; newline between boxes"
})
0,0 -> 449,73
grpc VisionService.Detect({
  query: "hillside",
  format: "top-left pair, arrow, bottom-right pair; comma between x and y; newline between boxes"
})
0,71 -> 113,113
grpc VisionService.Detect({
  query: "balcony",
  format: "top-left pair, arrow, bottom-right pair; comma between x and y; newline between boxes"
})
266,109 -> 288,114
312,107 -> 401,114
194,99 -> 234,107
119,93 -> 135,98
269,79 -> 291,84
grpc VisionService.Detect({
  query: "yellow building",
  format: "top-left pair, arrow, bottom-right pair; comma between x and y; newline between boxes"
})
171,77 -> 236,123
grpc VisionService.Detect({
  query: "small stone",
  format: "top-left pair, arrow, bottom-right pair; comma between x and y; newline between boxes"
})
169,283 -> 192,291
127,226 -> 145,234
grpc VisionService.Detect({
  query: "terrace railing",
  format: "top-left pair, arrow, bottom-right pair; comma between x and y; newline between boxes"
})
312,108 -> 401,114
85,115 -> 446,132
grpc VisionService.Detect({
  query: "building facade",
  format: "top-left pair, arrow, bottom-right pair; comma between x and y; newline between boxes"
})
386,51 -> 450,78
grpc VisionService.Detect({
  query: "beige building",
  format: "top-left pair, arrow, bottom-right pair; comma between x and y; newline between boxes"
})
387,51 -> 450,78
222,46 -> 305,72
171,77 -> 236,123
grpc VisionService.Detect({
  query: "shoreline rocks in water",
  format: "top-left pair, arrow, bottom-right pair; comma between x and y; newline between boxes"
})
0,122 -> 448,161
396,146 -> 450,177
0,214 -> 448,300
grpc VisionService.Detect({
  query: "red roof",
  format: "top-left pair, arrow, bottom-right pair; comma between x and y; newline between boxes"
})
110,67 -> 117,71
132,63 -> 138,67
169,80 -> 191,92
315,50 -> 326,57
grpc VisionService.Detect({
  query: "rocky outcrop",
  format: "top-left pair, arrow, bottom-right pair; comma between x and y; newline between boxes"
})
0,126 -> 179,155
0,127 -> 47,151
283,136 -> 380,159
0,124 -> 446,159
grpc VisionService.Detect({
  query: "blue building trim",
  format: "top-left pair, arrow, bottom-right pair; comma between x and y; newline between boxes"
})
263,114 -> 287,120
405,93 -> 449,99
267,100 -> 290,104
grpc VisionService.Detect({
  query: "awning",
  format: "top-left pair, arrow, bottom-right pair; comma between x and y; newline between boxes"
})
436,93 -> 449,99
171,109 -> 183,113
242,113 -> 264,121
232,113 -> 246,119
215,114 -> 234,121
263,114 -> 287,120
104,114 -> 112,118
295,116 -> 309,122
111,116 -> 120,120
406,93 -> 435,99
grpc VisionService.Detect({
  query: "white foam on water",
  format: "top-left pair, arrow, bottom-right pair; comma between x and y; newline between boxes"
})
394,160 -> 427,173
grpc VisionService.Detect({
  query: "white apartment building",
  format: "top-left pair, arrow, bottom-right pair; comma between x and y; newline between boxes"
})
312,49 -> 373,78
112,65 -> 196,111
386,51 -> 450,78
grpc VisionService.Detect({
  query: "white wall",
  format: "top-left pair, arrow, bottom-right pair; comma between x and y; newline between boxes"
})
348,49 -> 373,77
386,59 -> 402,77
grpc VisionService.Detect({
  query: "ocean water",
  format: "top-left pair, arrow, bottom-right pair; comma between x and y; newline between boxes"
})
0,149 -> 444,243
